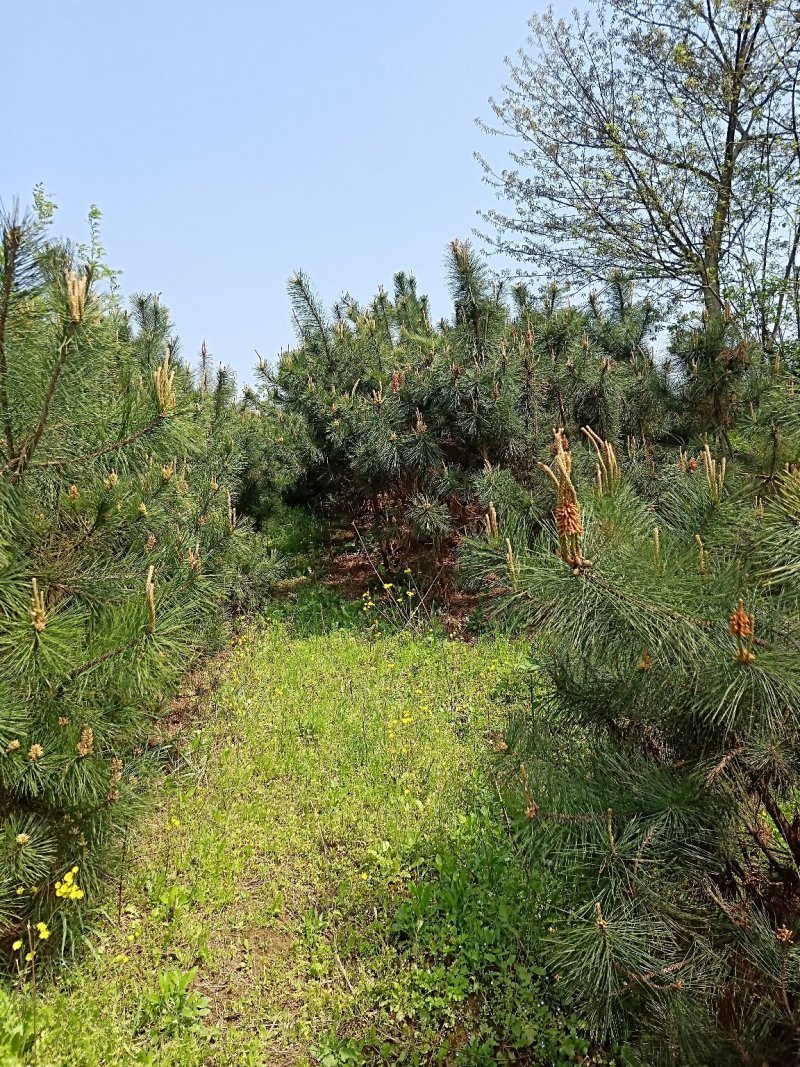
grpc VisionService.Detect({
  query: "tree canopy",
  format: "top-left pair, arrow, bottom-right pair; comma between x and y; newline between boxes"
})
478,0 -> 800,345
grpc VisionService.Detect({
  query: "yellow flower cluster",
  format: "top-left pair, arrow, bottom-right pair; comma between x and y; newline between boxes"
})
387,714 -> 414,739
55,866 -> 84,900
11,921 -> 50,961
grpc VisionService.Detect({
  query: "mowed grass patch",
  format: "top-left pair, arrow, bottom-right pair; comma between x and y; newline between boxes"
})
4,601 -> 587,1066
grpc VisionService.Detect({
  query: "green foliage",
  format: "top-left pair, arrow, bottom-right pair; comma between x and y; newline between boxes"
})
310,1035 -> 367,1067
138,967 -> 210,1042
0,204 -> 278,960
383,809 -> 591,1065
0,988 -> 35,1067
478,1 -> 800,343
269,248 -> 669,574
461,346 -> 800,1062
270,243 -> 518,567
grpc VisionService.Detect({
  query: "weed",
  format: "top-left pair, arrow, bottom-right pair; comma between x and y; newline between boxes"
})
310,1034 -> 367,1066
0,989 -> 36,1067
138,967 -> 210,1042
144,873 -> 193,924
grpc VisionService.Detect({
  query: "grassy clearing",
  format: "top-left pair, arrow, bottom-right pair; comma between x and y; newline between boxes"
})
3,592 -> 589,1066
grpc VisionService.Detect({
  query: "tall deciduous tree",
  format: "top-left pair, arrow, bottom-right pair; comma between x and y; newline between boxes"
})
478,1 -> 800,344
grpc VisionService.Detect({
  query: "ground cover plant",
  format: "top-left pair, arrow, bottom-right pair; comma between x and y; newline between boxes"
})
1,589 -> 602,1066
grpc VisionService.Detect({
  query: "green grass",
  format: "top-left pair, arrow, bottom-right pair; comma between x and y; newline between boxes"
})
2,591 -> 589,1066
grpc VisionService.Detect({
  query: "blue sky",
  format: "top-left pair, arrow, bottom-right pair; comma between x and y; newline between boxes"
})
6,0 -> 558,383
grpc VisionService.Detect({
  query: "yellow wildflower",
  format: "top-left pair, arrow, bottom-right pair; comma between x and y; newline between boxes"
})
12,939 -> 23,951
55,866 -> 84,900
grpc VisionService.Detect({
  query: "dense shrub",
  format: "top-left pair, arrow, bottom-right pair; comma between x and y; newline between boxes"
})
267,247 -> 665,571
0,205 -> 279,959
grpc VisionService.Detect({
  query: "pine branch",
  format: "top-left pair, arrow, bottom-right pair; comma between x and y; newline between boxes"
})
58,638 -> 141,689
9,322 -> 77,484
28,414 -> 166,470
0,219 -> 20,458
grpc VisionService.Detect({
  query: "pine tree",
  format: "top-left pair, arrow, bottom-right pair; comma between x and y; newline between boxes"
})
268,242 -> 524,568
462,343 -> 800,1061
0,204 -> 275,959
270,245 -> 672,573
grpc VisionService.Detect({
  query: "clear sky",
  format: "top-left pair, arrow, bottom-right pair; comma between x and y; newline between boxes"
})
5,0 -> 558,384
